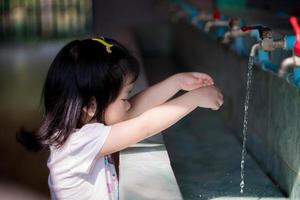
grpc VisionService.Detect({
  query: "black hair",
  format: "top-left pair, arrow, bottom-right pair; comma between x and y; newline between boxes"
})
16,37 -> 140,151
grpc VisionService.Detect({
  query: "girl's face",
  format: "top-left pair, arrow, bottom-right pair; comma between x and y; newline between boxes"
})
104,79 -> 134,125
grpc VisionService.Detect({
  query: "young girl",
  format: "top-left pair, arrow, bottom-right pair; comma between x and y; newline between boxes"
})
17,36 -> 223,199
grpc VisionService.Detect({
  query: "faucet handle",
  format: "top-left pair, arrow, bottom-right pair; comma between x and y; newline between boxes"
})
290,16 -> 300,35
241,25 -> 272,40
290,16 -> 300,57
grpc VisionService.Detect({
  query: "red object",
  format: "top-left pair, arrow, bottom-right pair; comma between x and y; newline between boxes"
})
213,8 -> 220,20
240,25 -> 271,40
241,26 -> 253,32
290,16 -> 300,57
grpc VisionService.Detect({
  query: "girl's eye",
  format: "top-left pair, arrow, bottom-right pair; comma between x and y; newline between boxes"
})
122,99 -> 128,102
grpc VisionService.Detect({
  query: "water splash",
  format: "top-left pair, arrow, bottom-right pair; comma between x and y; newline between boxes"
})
240,56 -> 255,194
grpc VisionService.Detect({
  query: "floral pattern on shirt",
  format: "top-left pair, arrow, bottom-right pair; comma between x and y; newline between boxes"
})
104,154 -> 118,199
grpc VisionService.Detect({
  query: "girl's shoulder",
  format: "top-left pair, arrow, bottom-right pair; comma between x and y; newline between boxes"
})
49,122 -> 109,151
48,122 -> 111,174
69,122 -> 111,147
74,122 -> 109,137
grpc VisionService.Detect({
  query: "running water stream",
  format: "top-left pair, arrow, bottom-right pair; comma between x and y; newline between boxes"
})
240,56 -> 255,194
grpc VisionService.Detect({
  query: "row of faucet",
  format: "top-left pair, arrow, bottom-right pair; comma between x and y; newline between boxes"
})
161,0 -> 300,87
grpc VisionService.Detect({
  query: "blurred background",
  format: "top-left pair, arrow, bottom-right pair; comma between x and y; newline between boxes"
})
0,0 -> 300,199
0,0 -> 92,199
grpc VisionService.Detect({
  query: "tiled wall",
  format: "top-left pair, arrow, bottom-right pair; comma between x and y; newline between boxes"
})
171,21 -> 300,199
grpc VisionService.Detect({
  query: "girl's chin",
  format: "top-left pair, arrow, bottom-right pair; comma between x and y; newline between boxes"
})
104,113 -> 127,125
105,119 -> 123,125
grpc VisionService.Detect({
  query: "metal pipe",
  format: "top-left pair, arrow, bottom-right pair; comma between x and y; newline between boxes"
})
222,30 -> 250,44
278,57 -> 295,77
250,43 -> 261,57
204,20 -> 228,33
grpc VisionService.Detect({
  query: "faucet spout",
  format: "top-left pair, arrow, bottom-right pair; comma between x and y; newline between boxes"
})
223,29 -> 251,44
222,18 -> 251,43
250,43 -> 261,57
279,57 -> 295,77
192,12 -> 213,26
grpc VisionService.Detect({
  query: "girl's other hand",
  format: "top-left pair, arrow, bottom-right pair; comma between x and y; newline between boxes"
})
191,85 -> 223,110
174,72 -> 214,91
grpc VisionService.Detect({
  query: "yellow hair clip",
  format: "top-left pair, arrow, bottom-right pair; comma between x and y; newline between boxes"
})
92,37 -> 114,53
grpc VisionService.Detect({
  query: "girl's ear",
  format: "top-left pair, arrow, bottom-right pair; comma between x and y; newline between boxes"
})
82,97 -> 97,117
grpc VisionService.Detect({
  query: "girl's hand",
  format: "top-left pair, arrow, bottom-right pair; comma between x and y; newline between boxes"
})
191,85 -> 224,110
174,72 -> 214,91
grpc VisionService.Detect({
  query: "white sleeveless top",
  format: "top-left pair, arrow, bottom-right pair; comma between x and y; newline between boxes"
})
47,123 -> 118,200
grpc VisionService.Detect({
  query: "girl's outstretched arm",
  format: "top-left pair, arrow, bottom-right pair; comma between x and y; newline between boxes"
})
97,86 -> 222,158
127,72 -> 214,119
127,75 -> 179,119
